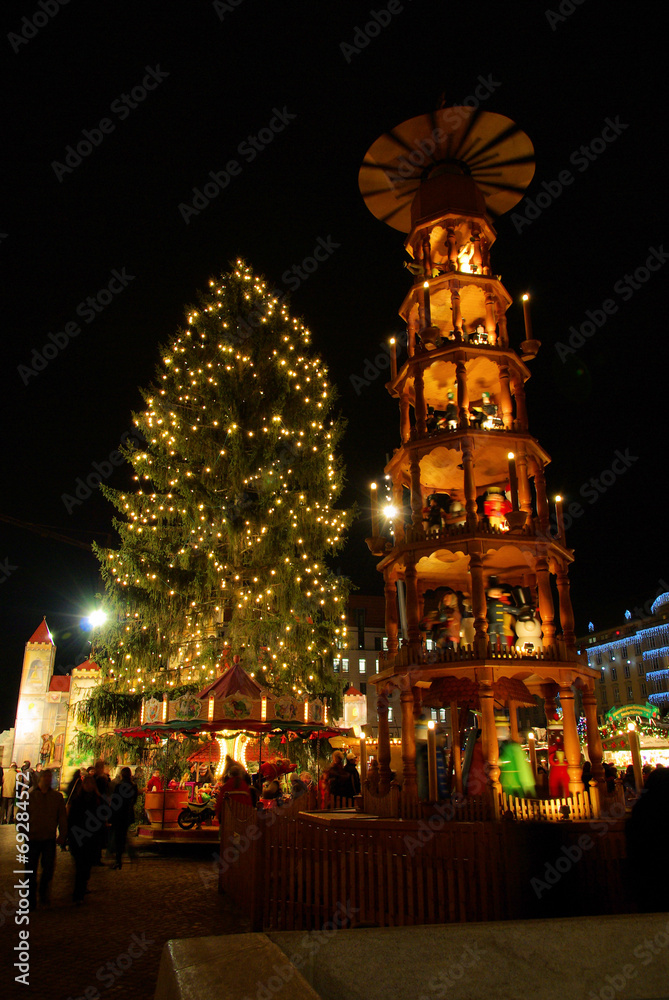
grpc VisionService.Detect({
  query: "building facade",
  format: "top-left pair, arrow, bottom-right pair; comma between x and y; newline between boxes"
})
333,596 -> 396,735
11,618 -> 101,783
578,592 -> 669,717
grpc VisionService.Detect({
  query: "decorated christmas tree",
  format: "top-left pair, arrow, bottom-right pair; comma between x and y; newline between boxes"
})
92,260 -> 350,706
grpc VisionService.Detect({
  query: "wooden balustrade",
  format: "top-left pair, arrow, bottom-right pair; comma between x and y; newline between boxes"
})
499,789 -> 598,821
402,517 -> 537,545
218,798 -> 628,931
388,639 -> 578,668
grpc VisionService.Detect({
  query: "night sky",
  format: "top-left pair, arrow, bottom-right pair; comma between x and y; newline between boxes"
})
1,1 -> 667,729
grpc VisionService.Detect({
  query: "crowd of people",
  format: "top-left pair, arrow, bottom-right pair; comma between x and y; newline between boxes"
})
209,750 -> 362,820
2,758 -> 142,910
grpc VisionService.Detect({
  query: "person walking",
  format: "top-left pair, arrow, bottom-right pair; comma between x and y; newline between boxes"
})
92,760 -> 110,864
325,751 -> 351,805
67,775 -> 101,903
2,762 -> 18,823
22,760 -> 37,788
65,768 -> 85,804
344,753 -> 362,796
110,767 -> 138,869
27,768 -> 67,910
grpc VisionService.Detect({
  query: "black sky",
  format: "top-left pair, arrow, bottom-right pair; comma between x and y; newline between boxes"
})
1,0 -> 667,729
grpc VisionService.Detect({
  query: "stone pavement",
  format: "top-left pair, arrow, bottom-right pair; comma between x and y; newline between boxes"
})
0,826 -> 248,1000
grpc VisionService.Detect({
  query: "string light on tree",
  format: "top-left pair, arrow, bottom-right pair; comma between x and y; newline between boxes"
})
91,260 -> 351,706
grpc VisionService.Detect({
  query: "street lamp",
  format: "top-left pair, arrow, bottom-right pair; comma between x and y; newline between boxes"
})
86,609 -> 107,629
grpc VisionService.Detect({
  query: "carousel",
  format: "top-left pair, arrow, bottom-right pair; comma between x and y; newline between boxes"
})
115,656 -> 348,835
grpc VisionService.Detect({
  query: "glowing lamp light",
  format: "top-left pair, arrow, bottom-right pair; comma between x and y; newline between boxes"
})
627,722 -> 636,732
383,504 -> 399,519
427,720 -> 435,730
521,293 -> 533,340
389,337 -> 397,379
86,610 -> 107,628
370,482 -> 379,536
554,495 -> 565,539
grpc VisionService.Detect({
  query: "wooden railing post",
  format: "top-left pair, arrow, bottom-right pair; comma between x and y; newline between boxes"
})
588,779 -> 601,818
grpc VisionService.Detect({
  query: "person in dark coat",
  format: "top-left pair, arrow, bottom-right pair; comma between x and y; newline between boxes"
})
110,767 -> 138,869
67,775 -> 101,903
344,753 -> 361,795
626,767 -> 669,911
92,760 -> 110,864
325,751 -> 352,802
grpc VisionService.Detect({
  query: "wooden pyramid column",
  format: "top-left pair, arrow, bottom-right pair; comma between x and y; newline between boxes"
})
559,684 -> 584,794
479,672 -> 501,796
400,686 -> 417,801
582,688 -> 605,788
377,686 -> 392,795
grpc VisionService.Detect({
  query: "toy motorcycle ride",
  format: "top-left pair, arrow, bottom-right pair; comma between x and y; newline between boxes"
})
177,792 -> 216,829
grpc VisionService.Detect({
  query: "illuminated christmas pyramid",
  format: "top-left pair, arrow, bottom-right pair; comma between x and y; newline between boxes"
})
359,106 -> 601,804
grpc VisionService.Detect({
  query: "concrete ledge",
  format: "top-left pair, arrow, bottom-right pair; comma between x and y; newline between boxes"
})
271,913 -> 669,1000
155,913 -> 669,1000
154,933 -> 321,1000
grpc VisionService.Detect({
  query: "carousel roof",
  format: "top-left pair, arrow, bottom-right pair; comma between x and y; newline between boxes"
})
115,718 -> 349,741
197,656 -> 266,701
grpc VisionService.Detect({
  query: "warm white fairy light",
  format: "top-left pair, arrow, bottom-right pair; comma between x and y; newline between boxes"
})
92,261 -> 350,697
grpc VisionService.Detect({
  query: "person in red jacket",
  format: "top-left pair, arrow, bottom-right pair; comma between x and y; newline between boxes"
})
214,765 -> 254,821
548,741 -> 570,799
146,770 -> 163,792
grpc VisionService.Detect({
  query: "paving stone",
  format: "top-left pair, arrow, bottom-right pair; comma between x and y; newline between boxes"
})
0,826 -> 248,1000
